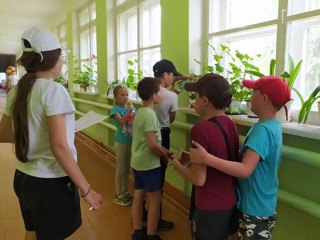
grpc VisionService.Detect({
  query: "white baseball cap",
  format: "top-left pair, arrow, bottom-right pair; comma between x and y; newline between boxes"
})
21,27 -> 67,62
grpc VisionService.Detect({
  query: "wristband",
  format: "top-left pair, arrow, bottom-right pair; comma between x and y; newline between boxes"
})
81,184 -> 91,197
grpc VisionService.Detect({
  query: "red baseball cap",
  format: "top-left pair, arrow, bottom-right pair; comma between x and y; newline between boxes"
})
242,75 -> 291,107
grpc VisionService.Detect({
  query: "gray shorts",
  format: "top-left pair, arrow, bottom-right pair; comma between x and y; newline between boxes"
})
238,211 -> 276,240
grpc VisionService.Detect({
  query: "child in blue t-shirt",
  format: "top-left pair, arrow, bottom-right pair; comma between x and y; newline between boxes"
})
110,85 -> 136,206
188,76 -> 291,240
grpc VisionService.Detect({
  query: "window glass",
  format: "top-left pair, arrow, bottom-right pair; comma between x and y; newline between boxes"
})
116,0 -> 160,82
140,1 -> 161,47
117,7 -> 138,52
287,18 -> 320,109
118,52 -> 138,80
140,48 -> 161,77
209,27 -> 276,77
209,0 -> 278,32
79,8 -> 90,26
117,0 -> 128,5
288,0 -> 320,16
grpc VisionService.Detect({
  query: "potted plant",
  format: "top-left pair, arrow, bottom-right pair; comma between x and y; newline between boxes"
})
195,43 -> 261,114
54,73 -> 68,89
107,59 -> 143,98
73,55 -> 97,92
247,56 -> 303,122
298,85 -> 320,124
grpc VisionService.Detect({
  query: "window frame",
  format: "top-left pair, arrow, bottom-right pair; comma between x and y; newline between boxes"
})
205,0 -> 320,125
114,0 -> 161,82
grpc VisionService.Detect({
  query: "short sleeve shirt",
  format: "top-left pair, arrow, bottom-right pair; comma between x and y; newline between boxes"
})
110,105 -> 134,144
154,87 -> 178,128
5,79 -> 76,178
131,107 -> 162,170
237,119 -> 282,217
191,116 -> 238,211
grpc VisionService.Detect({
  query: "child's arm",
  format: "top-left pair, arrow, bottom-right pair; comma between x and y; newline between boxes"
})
146,131 -> 168,162
113,103 -> 134,126
189,140 -> 260,179
172,153 -> 206,186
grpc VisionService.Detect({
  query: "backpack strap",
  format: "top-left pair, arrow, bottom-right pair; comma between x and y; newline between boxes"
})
208,117 -> 236,161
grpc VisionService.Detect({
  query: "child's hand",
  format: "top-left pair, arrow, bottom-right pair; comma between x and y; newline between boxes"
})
160,155 -> 169,165
189,140 -> 208,164
127,102 -> 134,112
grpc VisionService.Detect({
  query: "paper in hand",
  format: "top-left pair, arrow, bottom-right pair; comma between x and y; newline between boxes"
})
75,111 -> 108,132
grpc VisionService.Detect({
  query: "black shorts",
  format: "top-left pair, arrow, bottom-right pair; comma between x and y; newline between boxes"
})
13,170 -> 82,240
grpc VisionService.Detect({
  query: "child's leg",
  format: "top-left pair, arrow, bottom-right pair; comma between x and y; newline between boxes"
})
238,212 -> 276,240
132,189 -> 146,230
115,142 -> 126,196
122,143 -> 132,194
146,190 -> 161,235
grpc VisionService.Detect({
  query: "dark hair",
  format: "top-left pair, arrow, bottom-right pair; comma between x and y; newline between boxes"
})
197,73 -> 232,109
137,77 -> 160,101
13,40 -> 61,162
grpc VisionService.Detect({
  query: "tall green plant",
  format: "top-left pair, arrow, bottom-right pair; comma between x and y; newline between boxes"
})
107,59 -> 143,96
298,85 -> 320,123
195,43 -> 261,101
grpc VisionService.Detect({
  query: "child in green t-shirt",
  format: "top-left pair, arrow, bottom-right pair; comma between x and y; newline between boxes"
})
131,77 -> 172,240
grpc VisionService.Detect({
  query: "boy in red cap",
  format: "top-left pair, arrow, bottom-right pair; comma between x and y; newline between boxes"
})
188,76 -> 291,240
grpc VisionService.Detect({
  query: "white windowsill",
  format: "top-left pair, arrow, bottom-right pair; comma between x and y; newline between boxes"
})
179,107 -> 320,140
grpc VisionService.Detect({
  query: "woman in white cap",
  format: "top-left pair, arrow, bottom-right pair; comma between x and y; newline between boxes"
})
0,27 -> 103,240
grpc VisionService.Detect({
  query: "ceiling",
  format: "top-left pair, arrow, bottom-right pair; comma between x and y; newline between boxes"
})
0,0 -> 65,56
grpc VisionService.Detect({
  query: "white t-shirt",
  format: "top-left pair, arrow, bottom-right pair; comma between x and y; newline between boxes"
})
154,87 -> 178,128
5,79 -> 76,178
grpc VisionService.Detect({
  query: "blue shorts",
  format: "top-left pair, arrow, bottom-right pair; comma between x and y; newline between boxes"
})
133,167 -> 162,192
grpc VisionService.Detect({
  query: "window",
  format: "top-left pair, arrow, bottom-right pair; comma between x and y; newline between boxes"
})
53,22 -> 68,82
207,0 -> 320,113
77,2 -> 97,80
116,0 -> 161,81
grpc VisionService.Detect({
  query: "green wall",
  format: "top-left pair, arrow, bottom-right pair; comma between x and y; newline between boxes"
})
63,1 -> 320,239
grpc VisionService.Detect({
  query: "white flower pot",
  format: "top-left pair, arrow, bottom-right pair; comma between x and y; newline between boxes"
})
227,100 -> 244,115
89,86 -> 96,93
74,84 -> 81,91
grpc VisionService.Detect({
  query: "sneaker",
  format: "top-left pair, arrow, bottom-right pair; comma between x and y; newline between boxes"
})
157,218 -> 174,231
146,234 -> 162,240
131,229 -> 146,240
123,192 -> 134,202
113,195 -> 132,206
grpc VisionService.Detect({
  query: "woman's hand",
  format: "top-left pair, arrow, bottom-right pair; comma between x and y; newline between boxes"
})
189,140 -> 209,165
83,188 -> 103,210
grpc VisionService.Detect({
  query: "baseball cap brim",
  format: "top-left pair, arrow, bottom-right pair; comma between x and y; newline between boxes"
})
184,81 -> 199,91
173,70 -> 182,77
242,79 -> 258,89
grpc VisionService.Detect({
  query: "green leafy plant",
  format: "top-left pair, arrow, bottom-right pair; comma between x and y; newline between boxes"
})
195,43 -> 261,101
298,85 -> 320,123
73,55 -> 97,89
54,73 -> 66,85
107,59 -> 143,96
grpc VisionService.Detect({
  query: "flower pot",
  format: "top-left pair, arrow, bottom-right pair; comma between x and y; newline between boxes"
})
88,86 -> 96,93
227,100 -> 244,115
74,84 -> 81,91
276,99 -> 294,122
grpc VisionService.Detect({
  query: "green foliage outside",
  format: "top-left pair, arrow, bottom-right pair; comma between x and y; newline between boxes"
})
107,59 -> 143,96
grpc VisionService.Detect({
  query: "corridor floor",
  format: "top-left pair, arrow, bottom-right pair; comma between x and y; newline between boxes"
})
0,89 -> 191,240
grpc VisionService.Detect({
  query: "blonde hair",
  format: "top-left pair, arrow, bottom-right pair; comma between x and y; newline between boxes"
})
113,85 -> 127,104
